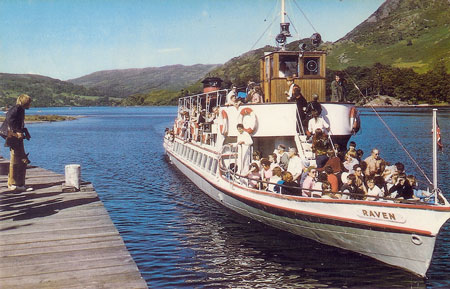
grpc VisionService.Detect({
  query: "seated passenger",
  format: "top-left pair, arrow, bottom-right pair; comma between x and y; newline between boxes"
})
279,171 -> 300,196
302,166 -> 317,197
353,164 -> 367,193
317,149 -> 344,174
287,147 -> 305,183
275,144 -> 289,171
246,163 -> 261,189
268,166 -> 282,192
225,85 -> 237,104
388,173 -> 413,199
341,174 -> 364,200
312,172 -> 328,198
321,182 -> 339,199
252,150 -> 262,167
356,149 -> 364,162
260,158 -> 273,183
312,129 -> 331,168
226,94 -> 241,108
268,153 -> 278,170
324,165 -> 339,193
343,152 -> 359,174
364,148 -> 386,177
408,175 -> 434,202
366,178 -> 383,201
308,110 -> 329,136
250,86 -> 264,103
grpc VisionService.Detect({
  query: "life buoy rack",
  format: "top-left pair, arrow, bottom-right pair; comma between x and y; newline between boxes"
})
238,107 -> 257,134
219,110 -> 229,135
349,107 -> 360,134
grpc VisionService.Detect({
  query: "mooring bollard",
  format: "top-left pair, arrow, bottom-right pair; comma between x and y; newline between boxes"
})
65,164 -> 81,190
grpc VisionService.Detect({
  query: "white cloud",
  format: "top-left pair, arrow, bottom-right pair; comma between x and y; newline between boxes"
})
201,10 -> 208,17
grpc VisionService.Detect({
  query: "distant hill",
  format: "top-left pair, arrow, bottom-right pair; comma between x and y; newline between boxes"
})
68,64 -> 219,98
0,73 -> 110,107
325,0 -> 450,73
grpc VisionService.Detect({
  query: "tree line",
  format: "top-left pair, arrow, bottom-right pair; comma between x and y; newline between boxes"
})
328,61 -> 449,105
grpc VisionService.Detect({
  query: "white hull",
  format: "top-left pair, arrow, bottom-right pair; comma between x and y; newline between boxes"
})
164,141 -> 450,277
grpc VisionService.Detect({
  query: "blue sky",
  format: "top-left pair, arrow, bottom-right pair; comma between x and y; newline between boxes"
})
0,0 -> 384,80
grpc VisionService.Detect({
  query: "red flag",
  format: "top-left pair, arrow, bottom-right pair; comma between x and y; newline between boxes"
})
437,120 -> 443,151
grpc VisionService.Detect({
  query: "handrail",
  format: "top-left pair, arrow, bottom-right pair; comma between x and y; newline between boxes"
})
216,153 -> 441,205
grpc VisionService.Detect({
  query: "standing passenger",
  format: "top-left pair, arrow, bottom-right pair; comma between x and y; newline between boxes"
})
331,74 -> 344,102
285,77 -> 307,132
235,124 -> 253,175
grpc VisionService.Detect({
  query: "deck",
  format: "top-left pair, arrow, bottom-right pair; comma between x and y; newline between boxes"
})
0,159 -> 148,289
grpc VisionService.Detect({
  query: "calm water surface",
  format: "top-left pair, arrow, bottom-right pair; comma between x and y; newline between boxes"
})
7,106 -> 449,288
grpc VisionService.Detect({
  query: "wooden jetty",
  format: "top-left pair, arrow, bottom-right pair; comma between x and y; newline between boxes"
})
0,160 -> 148,289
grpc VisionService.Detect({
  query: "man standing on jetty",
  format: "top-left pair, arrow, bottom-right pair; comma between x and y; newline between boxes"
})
0,94 -> 33,191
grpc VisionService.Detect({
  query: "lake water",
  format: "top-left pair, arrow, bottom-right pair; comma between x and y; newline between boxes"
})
6,106 -> 449,288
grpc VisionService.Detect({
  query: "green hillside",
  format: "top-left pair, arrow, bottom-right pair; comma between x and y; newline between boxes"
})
69,64 -> 219,98
0,73 -> 113,107
326,0 -> 450,73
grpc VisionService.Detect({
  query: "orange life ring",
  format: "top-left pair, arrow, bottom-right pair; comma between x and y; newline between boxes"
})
238,107 -> 257,134
349,107 -> 360,134
219,110 -> 229,135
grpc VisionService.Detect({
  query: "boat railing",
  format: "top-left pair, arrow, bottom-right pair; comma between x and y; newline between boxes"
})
217,152 -> 445,205
177,89 -> 230,114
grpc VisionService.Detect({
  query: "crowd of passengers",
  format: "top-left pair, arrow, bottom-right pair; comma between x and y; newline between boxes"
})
239,142 -> 434,203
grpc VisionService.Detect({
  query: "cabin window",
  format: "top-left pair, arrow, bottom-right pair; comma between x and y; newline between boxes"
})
202,154 -> 208,168
197,153 -> 203,166
265,57 -> 271,79
206,157 -> 212,171
279,55 -> 298,78
303,57 -> 320,76
211,159 -> 218,175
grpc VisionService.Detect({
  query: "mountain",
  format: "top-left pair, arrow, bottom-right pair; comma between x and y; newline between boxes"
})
325,0 -> 450,73
68,64 -> 219,98
0,73 -> 110,107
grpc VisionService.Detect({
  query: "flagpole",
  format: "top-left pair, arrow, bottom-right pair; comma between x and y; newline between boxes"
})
432,108 -> 438,204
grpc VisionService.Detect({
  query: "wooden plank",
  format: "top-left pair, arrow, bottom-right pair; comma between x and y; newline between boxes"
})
0,164 -> 147,289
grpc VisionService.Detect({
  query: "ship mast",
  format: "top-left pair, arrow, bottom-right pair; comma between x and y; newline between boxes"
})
276,0 -> 291,50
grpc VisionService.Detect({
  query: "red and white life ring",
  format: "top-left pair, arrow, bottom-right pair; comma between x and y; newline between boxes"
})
238,107 -> 257,134
219,110 -> 229,135
349,107 -> 360,134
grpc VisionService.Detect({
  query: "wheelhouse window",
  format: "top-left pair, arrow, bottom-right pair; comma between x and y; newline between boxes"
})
278,55 -> 298,78
303,57 -> 320,76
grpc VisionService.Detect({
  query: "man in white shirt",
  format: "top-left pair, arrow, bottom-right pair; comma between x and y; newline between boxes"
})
236,124 -> 253,175
287,147 -> 305,182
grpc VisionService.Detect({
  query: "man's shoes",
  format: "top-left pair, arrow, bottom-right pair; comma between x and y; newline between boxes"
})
8,185 -> 30,192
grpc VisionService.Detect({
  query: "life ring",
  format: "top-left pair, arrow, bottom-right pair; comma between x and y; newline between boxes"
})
219,110 -> 229,135
238,107 -> 257,134
349,107 -> 360,134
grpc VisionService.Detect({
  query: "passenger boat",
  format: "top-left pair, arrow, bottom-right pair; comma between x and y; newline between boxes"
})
163,0 -> 450,277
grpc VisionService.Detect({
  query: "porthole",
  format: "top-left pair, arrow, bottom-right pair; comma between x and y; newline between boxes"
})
411,234 -> 423,246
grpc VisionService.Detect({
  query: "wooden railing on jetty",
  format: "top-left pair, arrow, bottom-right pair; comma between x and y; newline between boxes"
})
0,159 -> 147,289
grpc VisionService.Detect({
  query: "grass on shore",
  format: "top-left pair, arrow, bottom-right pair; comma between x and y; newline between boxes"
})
0,115 -> 77,122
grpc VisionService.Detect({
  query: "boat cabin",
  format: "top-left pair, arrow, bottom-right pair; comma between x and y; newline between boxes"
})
260,50 -> 326,103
